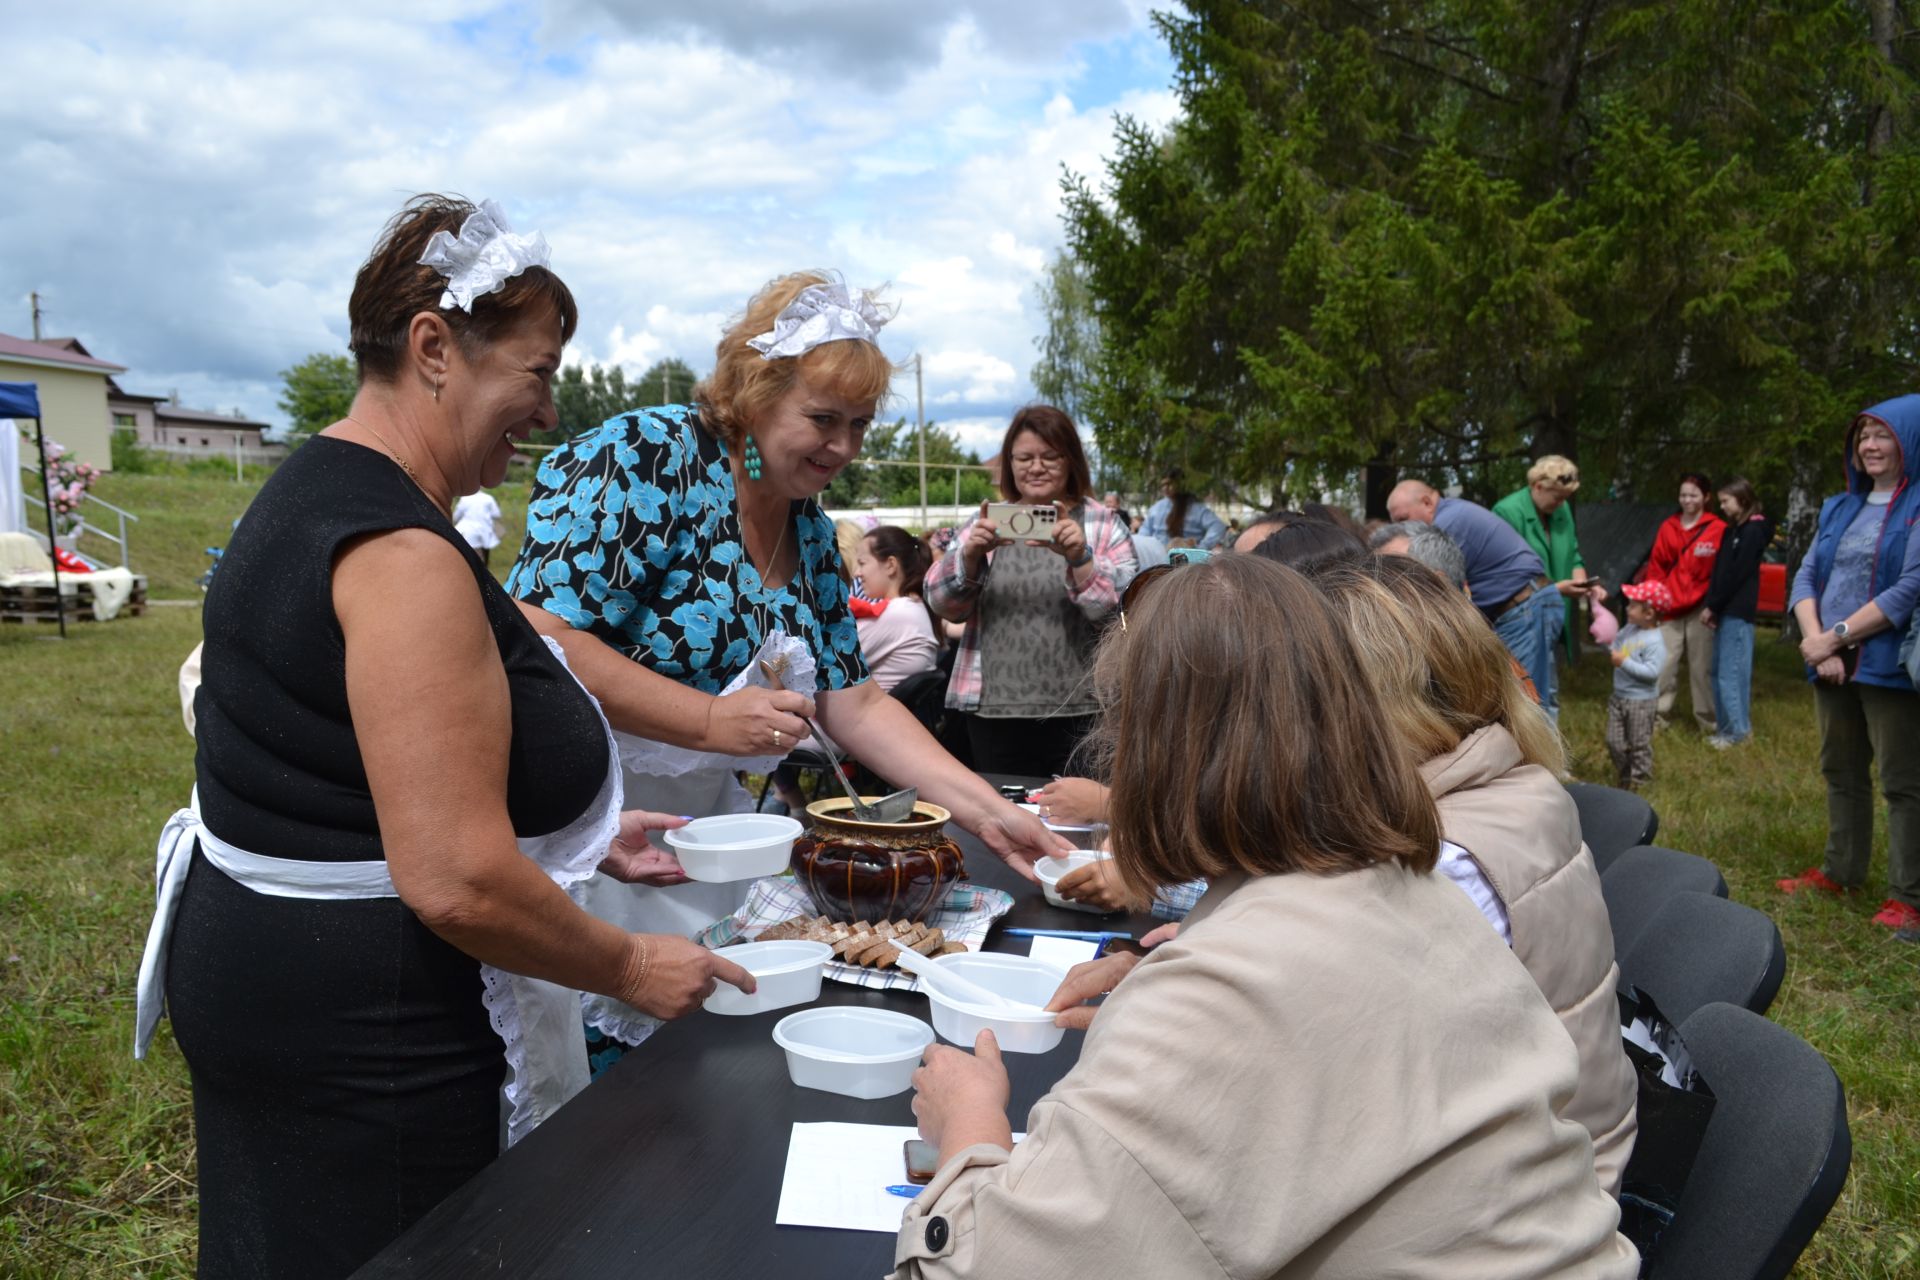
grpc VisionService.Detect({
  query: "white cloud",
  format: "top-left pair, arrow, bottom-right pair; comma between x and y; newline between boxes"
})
0,1 -> 1178,437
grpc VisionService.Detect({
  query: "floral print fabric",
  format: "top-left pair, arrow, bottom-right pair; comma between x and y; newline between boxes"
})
505,404 -> 868,695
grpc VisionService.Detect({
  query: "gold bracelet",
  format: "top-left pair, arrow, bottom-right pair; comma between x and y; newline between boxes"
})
620,936 -> 653,1008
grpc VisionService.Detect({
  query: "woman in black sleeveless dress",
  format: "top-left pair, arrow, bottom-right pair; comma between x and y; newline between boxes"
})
147,196 -> 751,1278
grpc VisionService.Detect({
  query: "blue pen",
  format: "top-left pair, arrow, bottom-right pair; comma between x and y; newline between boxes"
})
885,1184 -> 923,1199
1003,927 -> 1133,942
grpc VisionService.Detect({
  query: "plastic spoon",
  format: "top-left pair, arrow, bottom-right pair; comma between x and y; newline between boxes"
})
887,941 -> 1040,1013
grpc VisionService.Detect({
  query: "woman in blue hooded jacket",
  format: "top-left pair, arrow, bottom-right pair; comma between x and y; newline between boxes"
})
1780,395 -> 1920,935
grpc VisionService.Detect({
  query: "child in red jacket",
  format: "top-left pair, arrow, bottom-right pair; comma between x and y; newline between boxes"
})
1645,472 -> 1727,732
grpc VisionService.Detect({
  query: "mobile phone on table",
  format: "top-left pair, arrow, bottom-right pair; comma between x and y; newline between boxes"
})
903,1138 -> 940,1185
985,502 -> 1058,541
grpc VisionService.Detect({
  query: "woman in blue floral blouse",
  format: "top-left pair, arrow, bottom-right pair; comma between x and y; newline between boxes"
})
508,272 -> 1063,1050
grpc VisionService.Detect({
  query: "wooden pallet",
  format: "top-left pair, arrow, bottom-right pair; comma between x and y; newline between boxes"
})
0,576 -> 148,623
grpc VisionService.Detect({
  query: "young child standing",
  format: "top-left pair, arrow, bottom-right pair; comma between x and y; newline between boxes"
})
1608,581 -> 1672,790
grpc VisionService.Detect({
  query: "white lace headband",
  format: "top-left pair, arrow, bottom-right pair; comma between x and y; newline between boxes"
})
747,277 -> 893,360
418,199 -> 552,312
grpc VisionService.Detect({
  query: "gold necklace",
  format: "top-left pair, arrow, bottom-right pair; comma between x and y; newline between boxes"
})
344,414 -> 419,484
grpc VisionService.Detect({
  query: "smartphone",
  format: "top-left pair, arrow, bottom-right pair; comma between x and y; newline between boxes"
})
903,1138 -> 940,1185
1098,937 -> 1149,959
985,502 -> 1058,541
1166,546 -> 1211,566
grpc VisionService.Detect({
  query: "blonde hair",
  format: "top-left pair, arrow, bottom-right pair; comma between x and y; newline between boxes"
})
693,271 -> 897,446
1090,555 -> 1441,904
1527,454 -> 1581,493
1309,557 -> 1567,776
833,518 -> 866,585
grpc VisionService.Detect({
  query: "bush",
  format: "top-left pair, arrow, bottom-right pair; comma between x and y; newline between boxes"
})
109,429 -> 160,474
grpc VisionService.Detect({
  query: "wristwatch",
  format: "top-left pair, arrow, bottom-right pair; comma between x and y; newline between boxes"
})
1068,546 -> 1094,568
1832,621 -> 1852,646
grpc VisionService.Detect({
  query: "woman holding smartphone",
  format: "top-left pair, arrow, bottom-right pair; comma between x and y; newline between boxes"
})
926,406 -> 1137,776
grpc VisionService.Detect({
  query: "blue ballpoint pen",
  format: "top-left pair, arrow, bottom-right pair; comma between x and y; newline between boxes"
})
885,1184 -> 923,1198
1002,927 -> 1133,942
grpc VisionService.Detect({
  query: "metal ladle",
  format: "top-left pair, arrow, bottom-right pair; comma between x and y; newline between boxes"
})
758,657 -> 920,823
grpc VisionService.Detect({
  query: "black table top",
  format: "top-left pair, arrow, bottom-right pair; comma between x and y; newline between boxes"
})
354,776 -> 1151,1279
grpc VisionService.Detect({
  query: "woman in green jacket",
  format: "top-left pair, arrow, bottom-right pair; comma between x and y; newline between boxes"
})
1493,455 -> 1604,662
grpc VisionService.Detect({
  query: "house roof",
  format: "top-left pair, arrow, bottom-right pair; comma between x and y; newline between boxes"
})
154,402 -> 271,431
0,332 -> 127,374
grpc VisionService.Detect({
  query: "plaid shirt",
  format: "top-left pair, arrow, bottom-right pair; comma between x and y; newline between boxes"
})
926,500 -> 1138,711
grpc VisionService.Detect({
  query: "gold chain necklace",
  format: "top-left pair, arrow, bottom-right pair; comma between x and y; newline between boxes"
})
742,498 -> 791,641
344,414 -> 419,484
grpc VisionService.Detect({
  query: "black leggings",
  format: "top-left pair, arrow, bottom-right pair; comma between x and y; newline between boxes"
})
166,847 -> 502,1278
964,713 -> 1098,780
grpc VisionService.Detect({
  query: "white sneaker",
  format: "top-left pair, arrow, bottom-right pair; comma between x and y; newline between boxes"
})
1707,736 -> 1735,750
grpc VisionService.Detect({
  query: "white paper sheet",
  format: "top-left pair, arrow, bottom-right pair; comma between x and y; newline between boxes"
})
1026,935 -> 1100,968
775,1122 -> 1024,1233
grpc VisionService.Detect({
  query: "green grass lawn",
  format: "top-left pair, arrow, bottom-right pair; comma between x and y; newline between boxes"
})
2,480 -> 1916,1275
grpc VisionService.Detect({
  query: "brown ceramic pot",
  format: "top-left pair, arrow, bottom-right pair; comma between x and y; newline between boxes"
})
791,798 -> 968,922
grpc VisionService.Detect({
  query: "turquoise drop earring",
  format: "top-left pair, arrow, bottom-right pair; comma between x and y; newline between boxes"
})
743,434 -> 763,481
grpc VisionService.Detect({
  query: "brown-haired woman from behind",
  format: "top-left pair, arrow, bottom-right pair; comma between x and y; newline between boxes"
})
896,554 -> 1639,1279
1306,552 -> 1637,1195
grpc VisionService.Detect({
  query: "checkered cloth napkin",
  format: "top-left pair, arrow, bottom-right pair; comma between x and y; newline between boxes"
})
694,876 -> 1014,993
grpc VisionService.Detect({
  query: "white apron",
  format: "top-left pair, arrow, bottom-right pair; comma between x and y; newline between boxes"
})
577,630 -> 820,1047
135,638 -> 624,1148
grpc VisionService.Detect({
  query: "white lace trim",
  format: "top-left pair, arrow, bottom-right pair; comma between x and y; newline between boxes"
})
417,198 -> 552,313
479,636 -> 625,1146
613,630 -> 820,778
745,276 -> 892,360
579,989 -> 666,1048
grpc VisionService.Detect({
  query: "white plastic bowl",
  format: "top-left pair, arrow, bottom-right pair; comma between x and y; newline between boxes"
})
1033,851 -> 1117,914
663,813 -> 802,882
1017,801 -> 1104,840
923,952 -> 1070,1055
771,1007 -> 936,1099
703,940 -> 833,1016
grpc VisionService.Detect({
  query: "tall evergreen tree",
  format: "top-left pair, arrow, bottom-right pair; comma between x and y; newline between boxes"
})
1059,0 -> 1920,515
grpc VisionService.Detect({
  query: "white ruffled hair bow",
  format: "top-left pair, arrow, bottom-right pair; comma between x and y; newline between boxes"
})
418,199 -> 552,312
747,275 -> 893,360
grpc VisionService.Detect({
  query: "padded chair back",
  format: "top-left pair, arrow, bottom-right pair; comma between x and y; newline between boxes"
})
888,667 -> 948,737
1567,781 -> 1660,865
1647,1003 -> 1851,1280
1601,845 -> 1728,960
1617,890 -> 1785,1026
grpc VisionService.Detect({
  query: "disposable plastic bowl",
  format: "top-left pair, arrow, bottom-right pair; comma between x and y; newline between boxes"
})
771,1007 -> 936,1099
703,940 -> 833,1016
1033,851 -> 1117,914
663,813 -> 803,883
1016,801 -> 1104,840
923,952 -> 1070,1055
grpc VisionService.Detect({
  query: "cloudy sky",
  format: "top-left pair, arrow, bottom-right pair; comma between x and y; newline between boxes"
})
2,1 -> 1181,452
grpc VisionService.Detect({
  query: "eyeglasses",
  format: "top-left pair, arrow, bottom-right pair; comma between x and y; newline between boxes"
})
1118,563 -> 1181,633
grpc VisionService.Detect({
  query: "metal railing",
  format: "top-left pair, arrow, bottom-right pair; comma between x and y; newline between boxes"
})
16,460 -> 139,567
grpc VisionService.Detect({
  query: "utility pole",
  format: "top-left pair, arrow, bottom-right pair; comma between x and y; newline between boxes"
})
916,354 -> 927,530
30,291 -> 43,340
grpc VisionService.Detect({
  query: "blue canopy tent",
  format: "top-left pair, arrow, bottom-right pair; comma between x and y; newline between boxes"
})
1,380 -> 68,636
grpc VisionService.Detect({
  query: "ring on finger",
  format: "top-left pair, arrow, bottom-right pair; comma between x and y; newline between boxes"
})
773,728 -> 783,749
